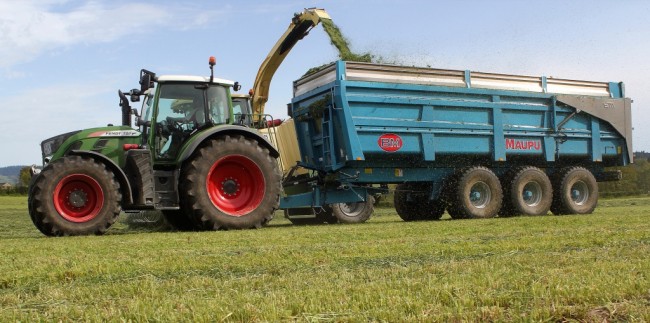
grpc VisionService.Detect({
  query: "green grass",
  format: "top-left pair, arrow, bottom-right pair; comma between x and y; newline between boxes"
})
1,196 -> 650,321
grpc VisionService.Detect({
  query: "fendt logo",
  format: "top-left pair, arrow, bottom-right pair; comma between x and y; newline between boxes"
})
505,138 -> 541,151
378,133 -> 402,152
89,130 -> 140,137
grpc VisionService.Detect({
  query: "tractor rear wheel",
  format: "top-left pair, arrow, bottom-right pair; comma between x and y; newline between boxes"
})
551,166 -> 598,215
180,135 -> 281,230
28,156 -> 121,236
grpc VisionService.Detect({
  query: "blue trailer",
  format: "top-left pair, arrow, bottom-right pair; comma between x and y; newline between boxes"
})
280,61 -> 632,221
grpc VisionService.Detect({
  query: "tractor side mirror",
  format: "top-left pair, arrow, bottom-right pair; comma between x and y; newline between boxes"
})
139,69 -> 155,92
130,89 -> 140,102
233,81 -> 242,92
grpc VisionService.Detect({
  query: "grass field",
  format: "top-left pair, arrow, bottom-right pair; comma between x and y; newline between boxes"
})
1,195 -> 649,321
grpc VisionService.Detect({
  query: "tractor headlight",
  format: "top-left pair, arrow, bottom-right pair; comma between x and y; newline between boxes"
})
40,130 -> 81,164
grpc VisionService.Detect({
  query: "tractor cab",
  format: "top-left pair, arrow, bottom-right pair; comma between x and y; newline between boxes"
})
126,59 -> 239,162
140,76 -> 233,160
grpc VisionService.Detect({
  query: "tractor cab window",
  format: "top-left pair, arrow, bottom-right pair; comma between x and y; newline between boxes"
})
154,83 -> 208,160
231,97 -> 252,126
207,86 -> 229,125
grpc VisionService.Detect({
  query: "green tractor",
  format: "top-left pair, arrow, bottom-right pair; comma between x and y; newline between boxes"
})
28,59 -> 281,235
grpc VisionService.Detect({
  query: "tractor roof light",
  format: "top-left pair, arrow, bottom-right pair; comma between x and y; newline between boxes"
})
209,56 -> 216,83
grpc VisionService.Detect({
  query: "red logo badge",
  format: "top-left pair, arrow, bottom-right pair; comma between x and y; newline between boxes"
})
378,133 -> 402,152
505,138 -> 542,151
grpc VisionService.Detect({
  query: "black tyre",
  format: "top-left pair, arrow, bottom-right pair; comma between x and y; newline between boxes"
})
420,199 -> 446,220
551,166 -> 598,215
28,156 -> 122,236
331,194 -> 374,224
394,183 -> 445,221
162,210 -> 198,231
503,166 -> 552,216
447,167 -> 502,219
394,183 -> 419,221
180,135 -> 281,230
498,169 -> 518,217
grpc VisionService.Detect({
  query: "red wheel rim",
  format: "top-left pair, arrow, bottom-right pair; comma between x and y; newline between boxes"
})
206,155 -> 265,216
53,174 -> 104,222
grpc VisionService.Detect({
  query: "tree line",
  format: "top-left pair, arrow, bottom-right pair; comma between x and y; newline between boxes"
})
5,157 -> 650,198
599,156 -> 650,197
0,166 -> 30,195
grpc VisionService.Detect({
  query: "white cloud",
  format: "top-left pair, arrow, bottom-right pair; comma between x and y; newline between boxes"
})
0,0 -> 226,70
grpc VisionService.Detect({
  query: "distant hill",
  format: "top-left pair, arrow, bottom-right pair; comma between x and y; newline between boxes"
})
0,166 -> 26,185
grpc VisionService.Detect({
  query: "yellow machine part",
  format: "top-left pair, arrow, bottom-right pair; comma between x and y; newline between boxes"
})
258,119 -> 306,176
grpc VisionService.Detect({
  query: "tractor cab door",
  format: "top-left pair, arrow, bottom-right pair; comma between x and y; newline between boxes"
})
152,83 -> 230,161
231,96 -> 253,127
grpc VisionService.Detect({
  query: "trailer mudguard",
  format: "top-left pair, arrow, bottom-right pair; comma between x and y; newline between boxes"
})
556,95 -> 633,163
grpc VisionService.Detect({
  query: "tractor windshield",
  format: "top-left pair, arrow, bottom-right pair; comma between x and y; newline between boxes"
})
153,83 -> 230,160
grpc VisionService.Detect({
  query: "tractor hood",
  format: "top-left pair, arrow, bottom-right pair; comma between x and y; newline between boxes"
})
40,125 -> 141,166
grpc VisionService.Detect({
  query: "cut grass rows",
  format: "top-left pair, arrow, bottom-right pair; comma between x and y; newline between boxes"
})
1,196 -> 649,321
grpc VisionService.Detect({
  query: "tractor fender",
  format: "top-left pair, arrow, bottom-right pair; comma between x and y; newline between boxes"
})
67,150 -> 134,206
178,125 -> 280,164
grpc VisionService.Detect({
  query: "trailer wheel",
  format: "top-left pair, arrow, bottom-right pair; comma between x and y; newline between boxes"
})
394,184 -> 418,221
394,183 -> 445,221
331,194 -> 374,224
551,167 -> 598,215
181,135 -> 281,230
421,200 -> 446,220
503,166 -> 552,216
28,156 -> 121,236
448,167 -> 502,219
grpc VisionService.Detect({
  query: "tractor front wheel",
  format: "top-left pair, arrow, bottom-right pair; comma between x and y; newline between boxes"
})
28,156 -> 122,236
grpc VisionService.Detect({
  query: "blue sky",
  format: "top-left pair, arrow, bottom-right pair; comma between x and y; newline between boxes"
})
1,0 -> 649,166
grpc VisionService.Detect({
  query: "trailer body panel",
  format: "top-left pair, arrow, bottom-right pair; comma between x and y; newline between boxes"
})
290,61 -> 631,184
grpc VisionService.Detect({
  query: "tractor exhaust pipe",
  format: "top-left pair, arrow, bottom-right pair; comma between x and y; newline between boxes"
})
118,90 -> 131,127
